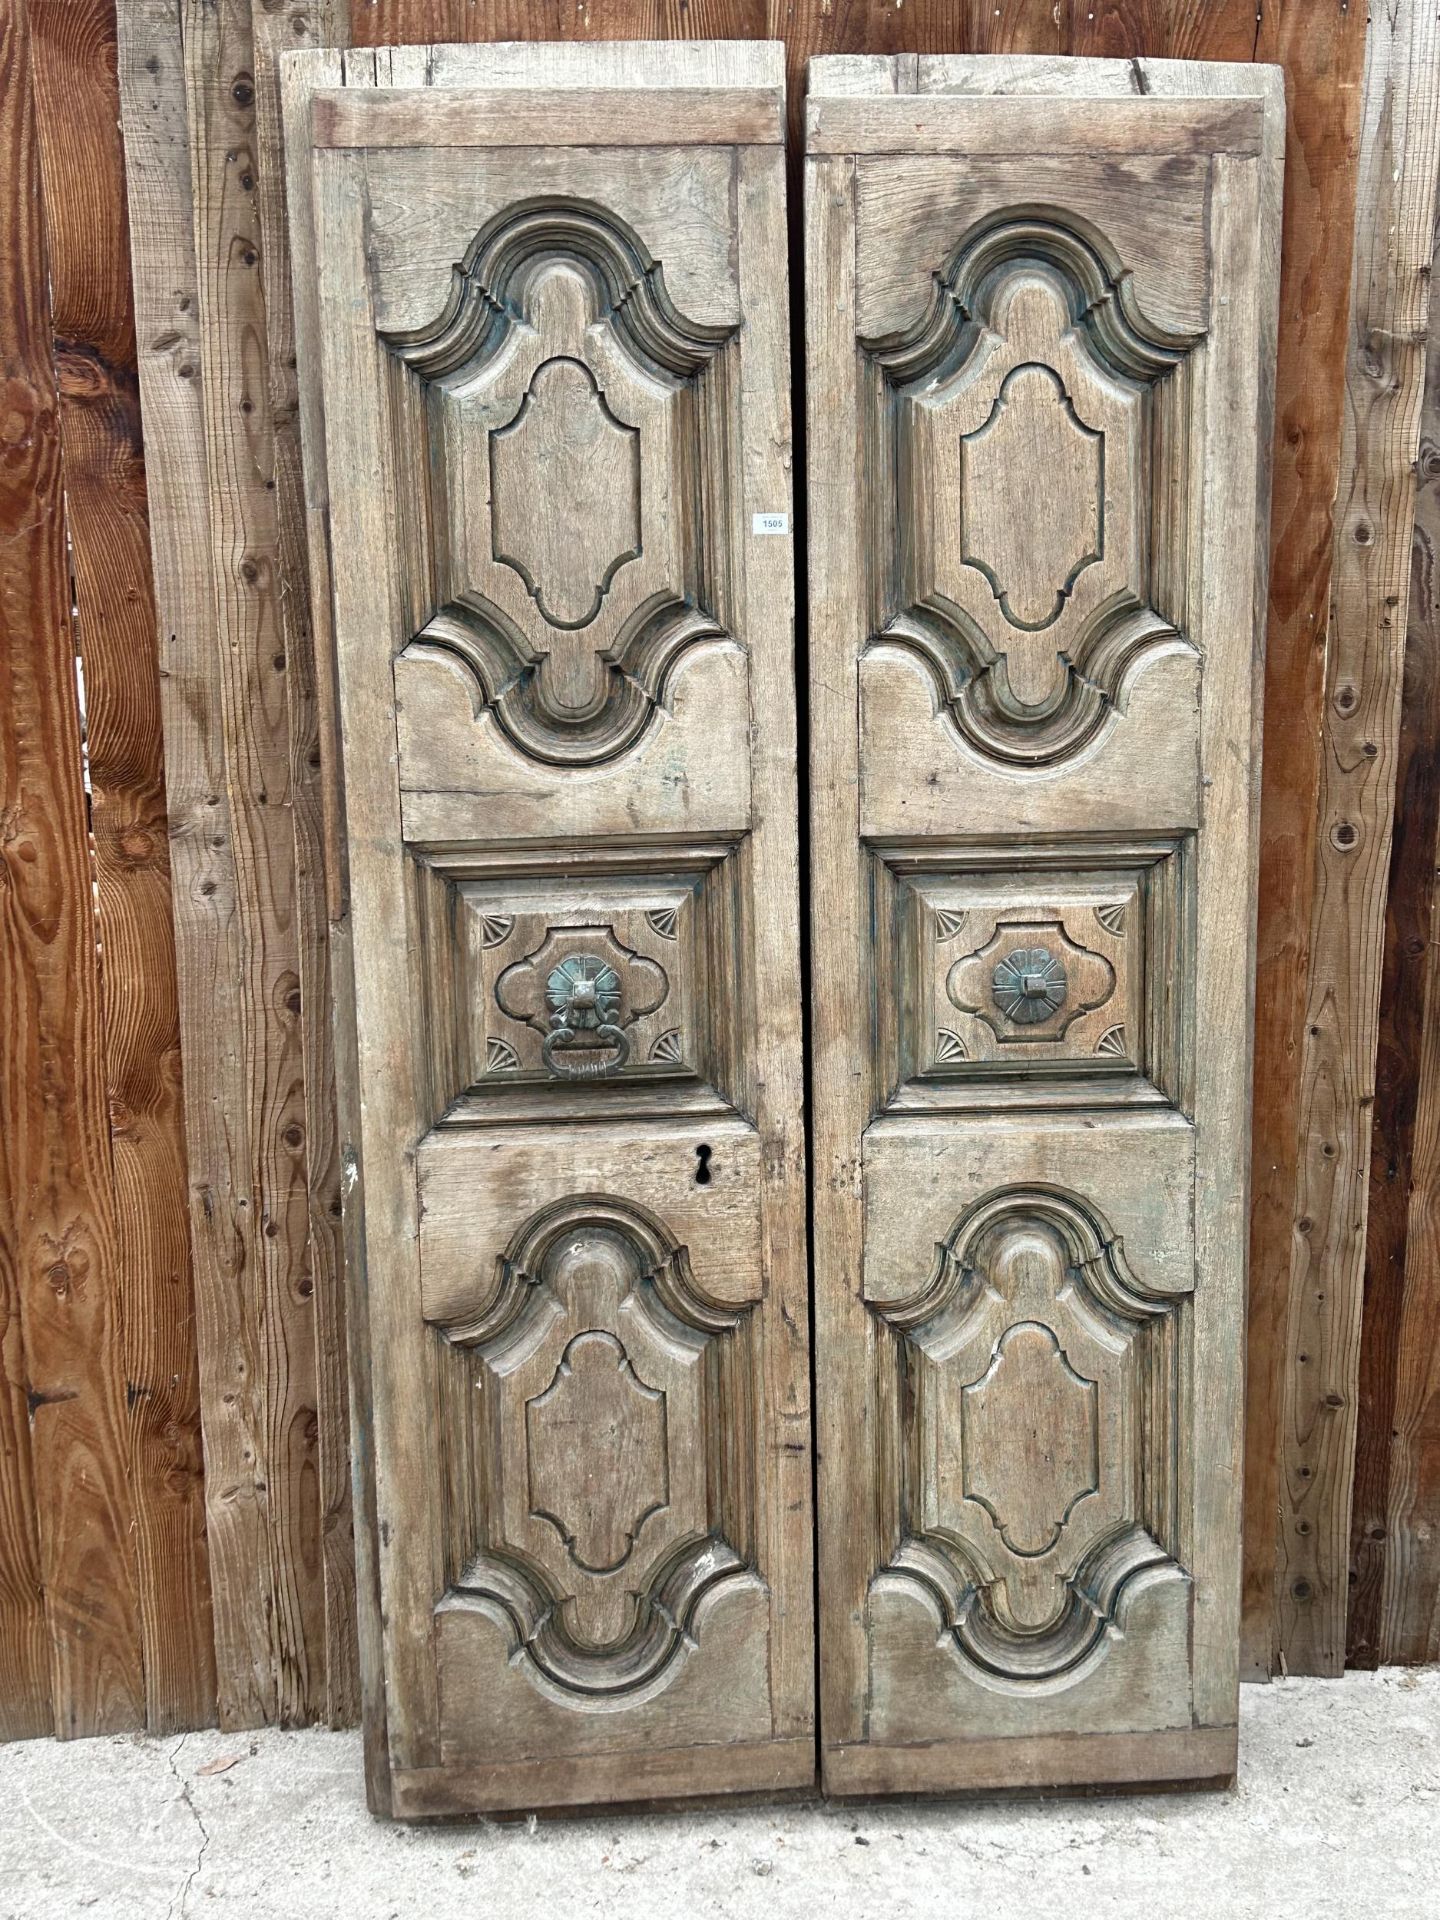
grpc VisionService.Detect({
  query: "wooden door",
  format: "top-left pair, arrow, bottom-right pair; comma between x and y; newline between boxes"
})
806,55 -> 1282,1795
282,41 -> 812,1818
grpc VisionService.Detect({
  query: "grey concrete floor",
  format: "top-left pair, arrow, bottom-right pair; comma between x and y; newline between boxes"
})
0,1669 -> 1435,1920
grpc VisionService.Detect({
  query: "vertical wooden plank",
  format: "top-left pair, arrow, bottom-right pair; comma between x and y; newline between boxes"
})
251,0 -> 357,1731
1277,0 -> 1440,1676
0,0 -> 50,1745
1361,205 -> 1440,1668
804,143 -> 869,1759
1348,245 -> 1440,1668
27,0 -> 216,1736
179,0 -> 325,1725
0,1233 -> 46,1736
0,0 -> 144,1738
282,39 -> 392,1787
119,0 -> 263,1731
1243,0 -> 1368,1683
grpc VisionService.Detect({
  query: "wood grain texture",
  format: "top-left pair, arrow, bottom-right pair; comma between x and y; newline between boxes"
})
0,11 -> 50,1740
1277,0 -> 1440,1677
805,51 -> 1281,1792
27,0 -> 215,1737
0,0 -> 144,1739
179,0 -> 326,1727
288,37 -> 812,1814
1354,182 -> 1440,1669
330,4 -> 1373,1708
1242,1 -> 1368,1685
250,0 -> 356,1733
313,83 -> 783,144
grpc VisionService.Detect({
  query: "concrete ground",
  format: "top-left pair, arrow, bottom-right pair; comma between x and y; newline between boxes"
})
0,1669 -> 1435,1920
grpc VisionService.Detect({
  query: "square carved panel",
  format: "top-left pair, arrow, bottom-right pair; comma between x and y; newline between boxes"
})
872,837 -> 1193,1112
413,842 -> 746,1124
460,881 -> 697,1085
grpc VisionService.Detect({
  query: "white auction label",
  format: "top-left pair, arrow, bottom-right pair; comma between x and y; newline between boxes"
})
751,512 -> 789,535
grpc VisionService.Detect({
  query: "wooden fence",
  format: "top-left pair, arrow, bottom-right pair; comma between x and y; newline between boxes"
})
1,0 -> 1437,1743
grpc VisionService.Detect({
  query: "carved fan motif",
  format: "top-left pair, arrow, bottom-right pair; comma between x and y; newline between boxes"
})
648,1028 -> 684,1066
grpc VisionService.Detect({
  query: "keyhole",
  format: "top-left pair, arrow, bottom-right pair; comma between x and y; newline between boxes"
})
694,1143 -> 713,1186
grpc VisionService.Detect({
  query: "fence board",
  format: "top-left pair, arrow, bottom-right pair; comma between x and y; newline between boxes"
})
1241,2 -> 1370,1680
0,0 -> 144,1738
1360,201 -> 1440,1668
1278,0 -> 1440,1676
178,0 -> 326,1726
27,0 -> 215,1736
251,0 -> 357,1727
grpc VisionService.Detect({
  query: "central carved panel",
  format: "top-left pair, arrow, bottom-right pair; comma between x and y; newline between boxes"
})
489,355 -> 641,647
867,842 -> 1200,1108
432,1196 -> 758,1691
947,918 -> 1116,1044
861,214 -> 1199,767
526,1330 -> 668,1575
381,198 -> 739,766
496,924 -> 669,1080
874,1186 -> 1190,1682
960,1320 -> 1098,1565
958,362 -> 1103,682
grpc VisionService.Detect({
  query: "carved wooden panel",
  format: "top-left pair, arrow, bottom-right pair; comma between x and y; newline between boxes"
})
872,837 -> 1191,1108
871,217 -> 1196,769
872,1178 -> 1188,1686
412,841 -> 748,1122
388,198 -> 736,768
286,43 -> 809,1818
808,58 -> 1282,1796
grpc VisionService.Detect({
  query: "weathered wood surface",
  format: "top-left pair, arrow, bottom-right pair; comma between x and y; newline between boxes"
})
1240,0 -> 1369,1685
0,0 -> 145,1739
27,0 -> 214,1737
250,0 -> 356,1731
1352,125 -> 1440,1670
177,0 -> 327,1726
1278,0 -> 1440,1678
0,0 -> 1418,1758
805,50 -> 1281,1795
289,33 -> 813,1816
0,2 -> 58,1740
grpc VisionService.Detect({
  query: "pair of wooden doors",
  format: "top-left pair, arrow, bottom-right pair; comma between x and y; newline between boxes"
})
280,41 -> 1281,1817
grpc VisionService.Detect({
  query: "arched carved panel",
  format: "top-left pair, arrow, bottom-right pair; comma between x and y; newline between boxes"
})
871,1185 -> 1191,1686
381,198 -> 739,767
433,1195 -> 757,1700
861,214 -> 1201,768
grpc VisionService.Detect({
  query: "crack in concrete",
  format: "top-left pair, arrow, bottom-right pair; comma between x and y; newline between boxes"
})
164,1735 -> 211,1920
